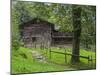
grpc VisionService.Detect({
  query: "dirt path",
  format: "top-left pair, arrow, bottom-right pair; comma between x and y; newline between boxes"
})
32,51 -> 47,63
32,50 -> 76,70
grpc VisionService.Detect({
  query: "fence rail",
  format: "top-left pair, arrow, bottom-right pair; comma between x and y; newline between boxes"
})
49,48 -> 96,66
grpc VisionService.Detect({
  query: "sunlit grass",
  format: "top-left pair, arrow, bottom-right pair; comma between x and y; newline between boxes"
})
12,47 -> 75,74
12,47 -> 96,74
33,47 -> 96,69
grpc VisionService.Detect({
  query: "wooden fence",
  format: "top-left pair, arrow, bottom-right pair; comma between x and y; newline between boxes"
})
49,48 -> 96,66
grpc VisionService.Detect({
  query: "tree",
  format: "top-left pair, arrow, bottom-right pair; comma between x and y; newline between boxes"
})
71,5 -> 82,63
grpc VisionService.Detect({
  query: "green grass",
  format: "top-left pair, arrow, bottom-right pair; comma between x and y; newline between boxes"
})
32,47 -> 96,69
12,47 -> 75,74
12,47 -> 96,74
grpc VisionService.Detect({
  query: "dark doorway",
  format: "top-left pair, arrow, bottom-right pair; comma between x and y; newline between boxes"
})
32,37 -> 36,42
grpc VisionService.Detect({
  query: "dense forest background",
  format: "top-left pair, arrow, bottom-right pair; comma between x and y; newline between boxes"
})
12,1 -> 96,51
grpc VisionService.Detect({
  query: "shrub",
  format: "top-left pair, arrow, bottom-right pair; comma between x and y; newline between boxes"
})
12,35 -> 20,50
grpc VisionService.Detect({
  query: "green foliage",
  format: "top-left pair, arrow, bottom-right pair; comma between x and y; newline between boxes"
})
12,7 -> 20,36
81,6 -> 96,50
12,35 -> 20,50
12,1 -> 73,32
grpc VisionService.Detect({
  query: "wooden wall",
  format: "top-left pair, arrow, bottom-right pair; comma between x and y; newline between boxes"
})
22,24 -> 52,48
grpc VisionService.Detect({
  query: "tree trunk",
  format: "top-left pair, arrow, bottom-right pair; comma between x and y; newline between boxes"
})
71,5 -> 81,64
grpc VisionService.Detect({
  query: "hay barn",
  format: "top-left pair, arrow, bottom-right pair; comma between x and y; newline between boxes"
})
19,18 -> 73,48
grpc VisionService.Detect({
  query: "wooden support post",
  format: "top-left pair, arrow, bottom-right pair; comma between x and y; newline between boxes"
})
65,49 -> 67,64
46,48 -> 48,54
90,56 -> 93,68
34,43 -> 36,48
49,48 -> 51,59
45,48 -> 47,54
88,56 -> 90,66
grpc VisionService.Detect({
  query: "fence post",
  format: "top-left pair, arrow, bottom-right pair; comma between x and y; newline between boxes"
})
88,56 -> 90,66
65,48 -> 67,64
49,48 -> 51,59
46,48 -> 48,54
90,56 -> 93,68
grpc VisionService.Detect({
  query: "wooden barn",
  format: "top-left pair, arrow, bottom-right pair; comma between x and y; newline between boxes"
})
19,18 -> 73,48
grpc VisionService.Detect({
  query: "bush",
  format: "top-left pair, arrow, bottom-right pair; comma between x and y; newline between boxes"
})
12,35 -> 20,50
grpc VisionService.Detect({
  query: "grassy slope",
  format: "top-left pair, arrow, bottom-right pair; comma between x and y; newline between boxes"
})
33,47 -> 96,69
12,47 -> 96,74
12,47 -> 75,74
